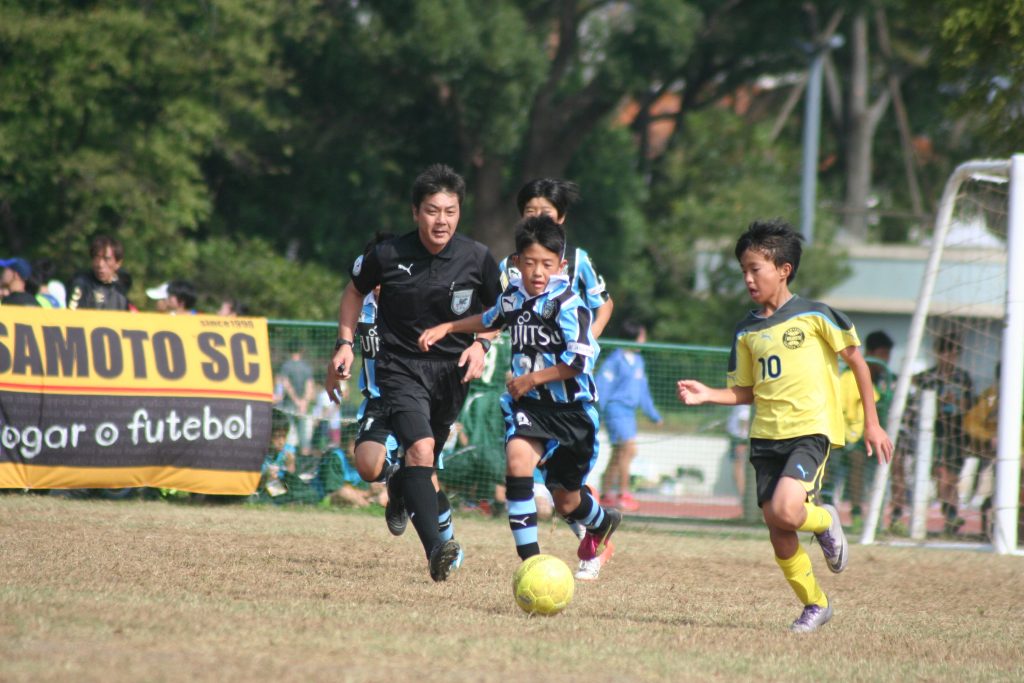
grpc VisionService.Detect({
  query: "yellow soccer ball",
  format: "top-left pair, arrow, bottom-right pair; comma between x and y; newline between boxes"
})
512,554 -> 575,616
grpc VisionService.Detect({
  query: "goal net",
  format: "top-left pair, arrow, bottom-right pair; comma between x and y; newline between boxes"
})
862,156 -> 1024,554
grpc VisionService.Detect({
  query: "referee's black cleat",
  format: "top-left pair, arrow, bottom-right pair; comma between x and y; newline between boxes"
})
429,539 -> 463,582
384,463 -> 407,536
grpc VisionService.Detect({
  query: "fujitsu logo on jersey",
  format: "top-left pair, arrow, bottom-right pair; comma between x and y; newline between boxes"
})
509,310 -> 563,351
357,322 -> 380,358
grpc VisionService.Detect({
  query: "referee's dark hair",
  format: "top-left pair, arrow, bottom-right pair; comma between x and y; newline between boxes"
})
411,164 -> 465,208
516,178 -> 581,219
514,215 -> 566,259
735,218 -> 803,283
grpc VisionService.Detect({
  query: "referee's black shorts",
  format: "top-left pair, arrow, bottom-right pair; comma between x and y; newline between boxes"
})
376,351 -> 470,459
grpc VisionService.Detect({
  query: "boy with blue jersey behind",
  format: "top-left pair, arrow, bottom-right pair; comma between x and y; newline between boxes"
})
420,216 -> 621,574
676,219 -> 893,633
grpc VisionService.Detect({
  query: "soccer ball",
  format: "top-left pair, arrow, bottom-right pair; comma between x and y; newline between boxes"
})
512,554 -> 575,616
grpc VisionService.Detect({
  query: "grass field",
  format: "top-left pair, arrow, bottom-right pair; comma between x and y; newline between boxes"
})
2,495 -> 1022,682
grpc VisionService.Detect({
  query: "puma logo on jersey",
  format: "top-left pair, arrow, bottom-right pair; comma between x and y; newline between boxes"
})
796,463 -> 809,479
397,263 -> 413,276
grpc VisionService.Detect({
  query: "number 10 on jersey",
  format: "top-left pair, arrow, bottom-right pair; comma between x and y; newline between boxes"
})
758,355 -> 781,379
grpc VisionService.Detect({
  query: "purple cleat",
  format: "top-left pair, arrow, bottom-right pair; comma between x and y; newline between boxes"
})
790,602 -> 833,633
816,503 -> 848,573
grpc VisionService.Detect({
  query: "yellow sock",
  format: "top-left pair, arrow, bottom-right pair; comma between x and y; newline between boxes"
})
797,502 -> 832,534
776,545 -> 828,607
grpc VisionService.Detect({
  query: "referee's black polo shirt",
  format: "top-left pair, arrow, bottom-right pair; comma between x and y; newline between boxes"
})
349,230 -> 502,358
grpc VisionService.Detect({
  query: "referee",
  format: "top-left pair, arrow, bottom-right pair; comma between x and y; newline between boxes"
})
327,164 -> 502,581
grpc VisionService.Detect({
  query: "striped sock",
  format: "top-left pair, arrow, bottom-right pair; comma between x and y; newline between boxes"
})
437,490 -> 454,542
506,475 -> 539,560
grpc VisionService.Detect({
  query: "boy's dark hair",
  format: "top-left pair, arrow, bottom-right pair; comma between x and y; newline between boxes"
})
516,178 -> 581,218
621,319 -> 645,340
515,215 -> 566,259
90,235 -> 124,261
223,298 -> 248,316
734,218 -> 802,283
270,422 -> 288,438
935,333 -> 960,355
411,164 -> 465,208
865,330 -> 894,353
167,279 -> 197,310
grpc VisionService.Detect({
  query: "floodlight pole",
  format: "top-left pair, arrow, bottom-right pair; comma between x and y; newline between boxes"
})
799,36 -> 843,245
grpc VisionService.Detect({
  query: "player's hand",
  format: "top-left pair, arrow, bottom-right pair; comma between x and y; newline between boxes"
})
326,346 -> 354,402
506,373 -> 535,400
458,340 -> 487,384
863,423 -> 894,464
418,323 -> 451,352
676,379 -> 710,406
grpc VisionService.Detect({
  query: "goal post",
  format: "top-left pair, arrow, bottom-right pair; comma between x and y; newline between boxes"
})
861,155 -> 1024,554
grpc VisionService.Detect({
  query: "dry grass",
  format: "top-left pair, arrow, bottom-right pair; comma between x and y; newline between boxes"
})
1,495 -> 1022,683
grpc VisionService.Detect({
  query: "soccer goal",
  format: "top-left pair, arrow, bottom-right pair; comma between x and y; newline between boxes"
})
861,155 -> 1024,554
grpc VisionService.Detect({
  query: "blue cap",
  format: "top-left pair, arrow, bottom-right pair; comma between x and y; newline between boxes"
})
0,257 -> 31,280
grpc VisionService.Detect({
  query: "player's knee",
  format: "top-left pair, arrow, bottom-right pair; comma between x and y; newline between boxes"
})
405,439 -> 434,467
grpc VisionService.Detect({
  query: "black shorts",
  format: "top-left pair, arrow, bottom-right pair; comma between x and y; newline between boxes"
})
355,397 -> 393,448
376,352 -> 470,459
750,434 -> 831,506
501,395 -> 600,492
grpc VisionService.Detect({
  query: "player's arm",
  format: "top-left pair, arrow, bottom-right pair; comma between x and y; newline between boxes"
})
418,313 -> 492,351
591,297 -> 614,339
676,381 -> 753,406
326,282 -> 364,398
507,362 -> 581,400
840,345 -> 894,463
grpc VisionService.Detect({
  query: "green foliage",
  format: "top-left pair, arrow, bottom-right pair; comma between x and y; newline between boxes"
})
939,0 -> 1024,155
192,236 -> 340,320
631,109 -> 848,345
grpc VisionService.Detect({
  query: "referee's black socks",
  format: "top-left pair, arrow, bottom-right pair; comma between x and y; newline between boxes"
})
402,466 -> 442,557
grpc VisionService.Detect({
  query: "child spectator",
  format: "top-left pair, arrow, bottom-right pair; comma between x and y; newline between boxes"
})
595,319 -> 663,511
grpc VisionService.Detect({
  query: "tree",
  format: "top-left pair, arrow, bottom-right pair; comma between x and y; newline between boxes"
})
938,0 -> 1024,156
0,1 -> 297,304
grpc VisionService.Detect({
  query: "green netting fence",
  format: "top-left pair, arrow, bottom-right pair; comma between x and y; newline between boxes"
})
266,319 -> 764,523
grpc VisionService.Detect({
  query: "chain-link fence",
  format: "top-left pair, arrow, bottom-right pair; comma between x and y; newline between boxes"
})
265,319 -> 764,523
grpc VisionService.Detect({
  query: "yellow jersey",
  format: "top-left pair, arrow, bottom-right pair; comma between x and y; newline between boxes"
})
727,295 -> 860,447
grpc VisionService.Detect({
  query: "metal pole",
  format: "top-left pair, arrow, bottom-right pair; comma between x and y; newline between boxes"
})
799,49 -> 825,245
910,390 -> 936,541
994,153 -> 1024,555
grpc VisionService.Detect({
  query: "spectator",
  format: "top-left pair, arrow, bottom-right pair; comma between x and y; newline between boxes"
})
218,298 -> 247,316
261,423 -> 295,500
166,280 -> 198,314
726,404 -> 752,499
322,424 -> 386,508
828,330 -> 894,528
0,258 -> 41,306
595,320 -> 663,512
31,258 -> 64,308
913,333 -> 973,535
146,282 -> 170,312
279,344 -> 316,456
67,235 -> 131,311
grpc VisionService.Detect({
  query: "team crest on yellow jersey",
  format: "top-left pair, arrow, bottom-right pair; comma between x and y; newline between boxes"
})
783,327 -> 805,349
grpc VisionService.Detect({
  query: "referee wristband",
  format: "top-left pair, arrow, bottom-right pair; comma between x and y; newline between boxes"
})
473,337 -> 492,353
334,338 -> 354,351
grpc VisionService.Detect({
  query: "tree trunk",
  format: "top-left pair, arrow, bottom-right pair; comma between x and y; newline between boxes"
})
844,10 -> 890,241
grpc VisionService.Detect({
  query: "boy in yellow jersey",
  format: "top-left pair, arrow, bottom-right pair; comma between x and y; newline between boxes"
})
677,219 -> 893,633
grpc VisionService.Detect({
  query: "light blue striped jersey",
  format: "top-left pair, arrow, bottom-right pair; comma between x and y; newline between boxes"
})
481,274 -> 599,403
356,292 -> 380,400
498,243 -> 609,310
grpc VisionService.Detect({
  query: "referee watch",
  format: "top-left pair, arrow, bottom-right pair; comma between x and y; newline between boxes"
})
334,338 -> 354,351
473,337 -> 492,353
